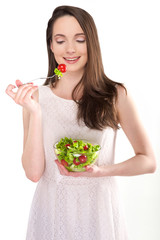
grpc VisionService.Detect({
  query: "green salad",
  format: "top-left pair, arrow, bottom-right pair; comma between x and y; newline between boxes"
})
54,137 -> 101,172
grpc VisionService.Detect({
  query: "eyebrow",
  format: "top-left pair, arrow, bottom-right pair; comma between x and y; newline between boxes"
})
54,33 -> 85,37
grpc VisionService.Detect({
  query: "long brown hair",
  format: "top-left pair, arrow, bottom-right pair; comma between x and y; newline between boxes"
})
44,5 -> 126,130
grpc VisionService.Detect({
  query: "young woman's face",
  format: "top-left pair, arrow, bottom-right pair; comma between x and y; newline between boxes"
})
50,15 -> 87,74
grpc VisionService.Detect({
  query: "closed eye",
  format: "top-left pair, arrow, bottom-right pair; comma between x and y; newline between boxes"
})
56,41 -> 65,44
76,40 -> 85,43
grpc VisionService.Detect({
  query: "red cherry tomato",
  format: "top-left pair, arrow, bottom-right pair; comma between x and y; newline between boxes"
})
73,158 -> 81,166
65,144 -> 71,149
79,155 -> 87,163
83,145 -> 88,150
61,159 -> 68,167
58,64 -> 67,73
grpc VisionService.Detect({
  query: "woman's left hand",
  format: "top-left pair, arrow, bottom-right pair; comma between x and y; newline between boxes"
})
55,159 -> 106,177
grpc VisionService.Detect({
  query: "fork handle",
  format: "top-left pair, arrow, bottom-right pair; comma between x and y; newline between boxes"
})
15,74 -> 56,88
26,74 -> 56,84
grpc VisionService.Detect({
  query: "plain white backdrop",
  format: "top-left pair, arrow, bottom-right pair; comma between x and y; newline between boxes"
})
0,0 -> 160,239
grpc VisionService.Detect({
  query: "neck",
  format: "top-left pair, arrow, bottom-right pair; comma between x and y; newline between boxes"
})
53,70 -> 84,100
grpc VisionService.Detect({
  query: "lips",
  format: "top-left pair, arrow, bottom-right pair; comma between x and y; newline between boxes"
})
63,56 -> 80,64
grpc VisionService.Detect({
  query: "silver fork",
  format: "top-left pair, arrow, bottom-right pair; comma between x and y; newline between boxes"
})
16,73 -> 59,88
25,73 -> 56,84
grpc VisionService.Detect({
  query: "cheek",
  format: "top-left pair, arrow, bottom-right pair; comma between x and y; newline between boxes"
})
51,42 -> 64,55
53,47 -> 64,56
80,44 -> 87,55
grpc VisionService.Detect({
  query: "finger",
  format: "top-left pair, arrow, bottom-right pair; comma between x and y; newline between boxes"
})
16,84 -> 37,103
58,166 -> 64,175
5,84 -> 16,99
58,164 -> 69,175
55,159 -> 64,168
24,85 -> 38,99
60,166 -> 69,175
55,160 -> 62,167
86,167 -> 93,172
85,165 -> 91,170
55,161 -> 62,171
15,79 -> 23,87
55,160 -> 66,175
14,84 -> 34,103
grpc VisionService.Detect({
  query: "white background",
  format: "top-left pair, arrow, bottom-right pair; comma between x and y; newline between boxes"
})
0,0 -> 160,239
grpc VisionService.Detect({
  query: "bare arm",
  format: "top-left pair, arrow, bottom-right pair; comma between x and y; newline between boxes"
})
6,80 -> 45,182
22,104 -> 45,182
102,86 -> 156,176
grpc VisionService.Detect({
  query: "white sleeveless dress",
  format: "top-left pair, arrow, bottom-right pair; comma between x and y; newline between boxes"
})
26,85 -> 129,240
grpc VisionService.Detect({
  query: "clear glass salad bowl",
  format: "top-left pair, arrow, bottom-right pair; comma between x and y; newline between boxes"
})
53,137 -> 101,172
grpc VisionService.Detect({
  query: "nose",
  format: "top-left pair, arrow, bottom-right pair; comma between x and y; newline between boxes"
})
66,41 -> 76,54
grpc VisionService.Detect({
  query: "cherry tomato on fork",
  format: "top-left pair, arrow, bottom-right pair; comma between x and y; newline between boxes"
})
58,64 -> 67,73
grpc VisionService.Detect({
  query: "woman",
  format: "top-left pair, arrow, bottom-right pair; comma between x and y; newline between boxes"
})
6,5 -> 156,240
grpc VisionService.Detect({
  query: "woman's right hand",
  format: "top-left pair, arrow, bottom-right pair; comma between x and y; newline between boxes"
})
5,80 -> 40,114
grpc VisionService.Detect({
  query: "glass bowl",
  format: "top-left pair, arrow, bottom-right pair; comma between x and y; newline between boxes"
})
53,138 -> 101,172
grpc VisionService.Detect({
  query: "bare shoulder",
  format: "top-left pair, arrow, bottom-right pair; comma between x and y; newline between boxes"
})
116,85 -> 129,116
115,84 -> 139,126
116,84 -> 127,107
